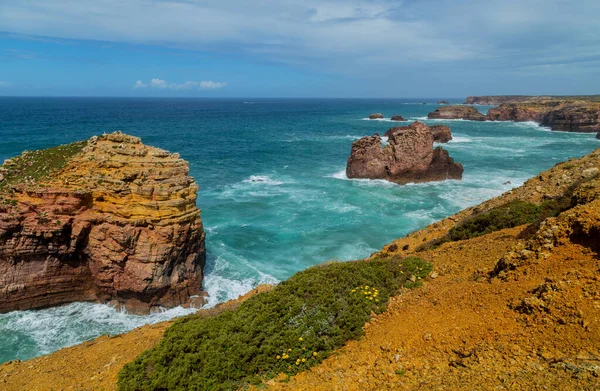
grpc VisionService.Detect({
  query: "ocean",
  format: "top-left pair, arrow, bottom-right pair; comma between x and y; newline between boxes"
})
0,97 -> 598,364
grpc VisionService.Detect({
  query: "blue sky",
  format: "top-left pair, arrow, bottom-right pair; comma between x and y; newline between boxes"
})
0,0 -> 598,98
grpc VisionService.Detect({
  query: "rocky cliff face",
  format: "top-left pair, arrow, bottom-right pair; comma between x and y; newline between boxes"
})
427,105 -> 485,121
487,101 -> 600,132
465,96 -> 541,105
0,132 -> 206,314
347,122 -> 463,184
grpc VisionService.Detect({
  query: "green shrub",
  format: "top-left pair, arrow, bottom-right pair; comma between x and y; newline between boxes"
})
118,256 -> 431,391
418,198 -> 574,252
447,200 -> 542,241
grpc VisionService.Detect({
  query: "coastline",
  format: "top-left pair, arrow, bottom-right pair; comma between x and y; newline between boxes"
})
2,148 -> 599,390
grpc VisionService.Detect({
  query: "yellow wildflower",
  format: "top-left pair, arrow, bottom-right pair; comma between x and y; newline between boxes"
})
288,348 -> 292,352
313,352 -> 318,357
299,337 -> 303,341
375,299 -> 379,303
277,355 -> 281,360
302,358 -> 306,363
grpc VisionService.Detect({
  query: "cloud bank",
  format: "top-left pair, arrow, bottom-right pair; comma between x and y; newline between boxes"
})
1,0 -> 599,75
133,79 -> 227,90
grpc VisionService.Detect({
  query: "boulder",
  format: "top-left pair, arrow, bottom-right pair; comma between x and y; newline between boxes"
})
347,121 -> 463,184
427,105 -> 485,121
429,125 -> 452,143
369,113 -> 384,120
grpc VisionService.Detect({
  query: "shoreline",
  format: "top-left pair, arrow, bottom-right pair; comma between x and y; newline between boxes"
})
2,148 -> 599,390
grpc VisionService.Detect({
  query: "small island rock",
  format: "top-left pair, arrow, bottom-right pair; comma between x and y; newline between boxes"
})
390,115 -> 406,121
428,105 -> 485,121
369,113 -> 384,120
347,121 -> 463,184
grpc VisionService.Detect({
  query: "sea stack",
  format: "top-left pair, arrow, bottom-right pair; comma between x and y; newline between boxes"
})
428,105 -> 486,121
0,132 -> 206,314
347,121 -> 463,184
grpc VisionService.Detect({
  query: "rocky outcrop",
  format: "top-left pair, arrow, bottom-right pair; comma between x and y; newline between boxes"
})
427,105 -> 485,121
465,95 -> 600,105
390,115 -> 406,121
369,113 -> 384,120
437,100 -> 449,105
429,125 -> 452,143
597,132 -> 600,139
487,101 -> 600,132
347,122 -> 463,184
465,96 -> 541,105
0,132 -> 206,314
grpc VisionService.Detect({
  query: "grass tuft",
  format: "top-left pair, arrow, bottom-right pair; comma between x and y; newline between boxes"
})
0,140 -> 87,194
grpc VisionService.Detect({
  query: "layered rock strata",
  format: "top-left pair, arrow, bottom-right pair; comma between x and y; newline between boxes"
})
347,121 -> 463,184
427,105 -> 485,121
487,101 -> 600,132
0,132 -> 206,314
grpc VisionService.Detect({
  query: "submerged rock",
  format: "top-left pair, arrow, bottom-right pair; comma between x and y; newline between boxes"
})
347,121 -> 463,184
369,113 -> 384,119
0,132 -> 206,314
427,105 -> 485,121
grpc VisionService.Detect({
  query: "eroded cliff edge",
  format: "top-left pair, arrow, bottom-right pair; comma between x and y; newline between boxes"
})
0,132 -> 206,314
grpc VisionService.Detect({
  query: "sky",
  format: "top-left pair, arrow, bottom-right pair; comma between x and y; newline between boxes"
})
0,0 -> 599,98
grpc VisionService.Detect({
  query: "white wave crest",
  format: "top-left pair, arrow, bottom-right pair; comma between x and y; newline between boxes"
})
242,175 -> 285,185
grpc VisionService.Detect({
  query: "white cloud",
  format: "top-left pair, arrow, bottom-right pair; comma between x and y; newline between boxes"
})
133,80 -> 147,88
199,81 -> 227,89
0,0 -> 599,75
133,79 -> 227,90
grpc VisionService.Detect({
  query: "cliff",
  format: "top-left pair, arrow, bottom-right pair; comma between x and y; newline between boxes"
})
466,95 -> 600,105
428,100 -> 600,133
347,121 -> 463,184
2,148 -> 599,391
0,132 -> 206,314
487,100 -> 600,132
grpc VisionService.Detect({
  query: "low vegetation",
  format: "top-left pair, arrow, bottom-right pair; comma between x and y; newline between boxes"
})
419,198 -> 573,251
0,140 -> 87,194
118,256 -> 432,391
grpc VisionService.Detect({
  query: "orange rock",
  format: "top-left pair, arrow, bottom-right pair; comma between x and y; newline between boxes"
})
0,132 -> 206,314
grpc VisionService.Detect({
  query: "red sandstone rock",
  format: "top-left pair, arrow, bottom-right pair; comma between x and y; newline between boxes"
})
347,122 -> 463,184
369,113 -> 384,119
0,132 -> 206,314
427,105 -> 485,121
486,101 -> 600,132
429,125 -> 453,143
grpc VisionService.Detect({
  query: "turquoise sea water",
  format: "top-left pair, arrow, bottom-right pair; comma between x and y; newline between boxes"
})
0,97 -> 598,363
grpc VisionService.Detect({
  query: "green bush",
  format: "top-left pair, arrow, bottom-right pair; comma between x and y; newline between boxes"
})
118,256 -> 431,391
447,200 -> 542,241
